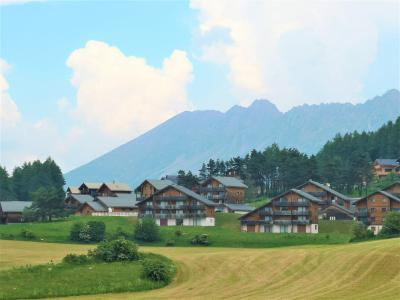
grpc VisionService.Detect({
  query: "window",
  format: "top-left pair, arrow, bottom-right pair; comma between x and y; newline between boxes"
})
370,207 -> 376,212
382,207 -> 387,212
264,216 -> 272,221
329,216 -> 336,220
280,225 -> 288,233
264,225 -> 271,233
382,198 -> 387,203
370,217 -> 376,222
176,219 -> 183,226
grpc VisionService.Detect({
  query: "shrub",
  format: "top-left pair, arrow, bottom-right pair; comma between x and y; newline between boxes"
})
165,239 -> 175,247
88,238 -> 139,262
379,211 -> 400,237
350,222 -> 374,242
175,230 -> 183,237
134,217 -> 160,242
78,224 -> 92,243
70,222 -> 84,241
191,234 -> 210,246
87,221 -> 106,242
20,229 -> 35,240
109,226 -> 131,240
62,253 -> 90,265
142,258 -> 173,282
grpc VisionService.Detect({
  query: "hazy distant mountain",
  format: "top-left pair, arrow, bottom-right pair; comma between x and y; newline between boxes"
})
65,89 -> 400,187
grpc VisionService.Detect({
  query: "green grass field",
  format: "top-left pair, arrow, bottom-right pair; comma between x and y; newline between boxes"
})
1,239 -> 399,300
0,213 -> 355,248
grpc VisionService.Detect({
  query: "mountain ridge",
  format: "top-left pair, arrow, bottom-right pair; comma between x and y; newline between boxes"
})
65,89 -> 400,186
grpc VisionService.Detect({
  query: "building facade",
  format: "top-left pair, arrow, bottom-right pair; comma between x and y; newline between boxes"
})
137,184 -> 216,226
373,159 -> 400,179
197,176 -> 248,205
354,181 -> 400,234
0,201 -> 32,224
135,179 -> 174,199
240,189 -> 320,234
97,182 -> 133,197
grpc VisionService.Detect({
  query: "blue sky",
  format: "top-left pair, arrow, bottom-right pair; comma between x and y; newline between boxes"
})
1,0 -> 399,172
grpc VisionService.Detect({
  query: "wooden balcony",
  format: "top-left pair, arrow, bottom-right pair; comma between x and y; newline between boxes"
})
273,200 -> 309,207
153,195 -> 188,201
198,186 -> 226,193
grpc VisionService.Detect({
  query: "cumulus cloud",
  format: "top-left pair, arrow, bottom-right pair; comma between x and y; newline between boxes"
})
191,0 -> 399,111
66,40 -> 193,136
0,59 -> 21,128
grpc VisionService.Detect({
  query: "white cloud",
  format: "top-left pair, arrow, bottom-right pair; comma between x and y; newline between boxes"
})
57,97 -> 70,111
66,40 -> 193,136
0,58 -> 21,128
191,0 -> 399,111
0,0 -> 44,5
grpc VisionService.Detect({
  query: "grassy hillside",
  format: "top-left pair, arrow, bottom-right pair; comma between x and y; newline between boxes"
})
1,238 -> 399,300
0,214 -> 352,248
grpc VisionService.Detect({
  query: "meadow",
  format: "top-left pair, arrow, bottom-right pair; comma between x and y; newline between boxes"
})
1,238 -> 399,300
0,213 -> 354,248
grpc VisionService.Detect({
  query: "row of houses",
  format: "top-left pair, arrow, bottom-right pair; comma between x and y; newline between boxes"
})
239,180 -> 400,235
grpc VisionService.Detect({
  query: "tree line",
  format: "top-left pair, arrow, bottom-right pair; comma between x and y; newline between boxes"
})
0,158 -> 66,221
177,117 -> 400,197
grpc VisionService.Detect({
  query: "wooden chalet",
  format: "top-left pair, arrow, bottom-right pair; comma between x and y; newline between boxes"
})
65,194 -> 94,209
197,176 -> 248,205
354,181 -> 400,234
373,159 -> 400,179
239,189 -> 321,234
135,179 -> 174,199
137,183 -> 216,226
74,194 -> 138,217
222,203 -> 253,214
78,182 -> 102,196
98,182 -> 133,196
0,201 -> 32,224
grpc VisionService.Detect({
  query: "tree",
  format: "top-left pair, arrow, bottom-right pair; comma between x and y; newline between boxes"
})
134,217 -> 160,242
379,211 -> 400,236
30,186 -> 65,221
0,166 -> 15,201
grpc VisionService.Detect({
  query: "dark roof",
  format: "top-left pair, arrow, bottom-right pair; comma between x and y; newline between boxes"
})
297,180 -> 355,201
97,196 -> 137,208
321,203 -> 355,217
84,201 -> 107,212
0,201 -> 32,213
135,179 -> 174,192
211,176 -> 248,188
79,182 -> 102,190
382,181 -> 400,192
374,159 -> 399,166
100,182 -> 132,192
353,190 -> 400,203
224,203 -> 253,212
137,183 -> 215,206
68,194 -> 94,204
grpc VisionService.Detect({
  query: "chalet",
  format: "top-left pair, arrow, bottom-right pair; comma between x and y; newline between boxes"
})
0,201 -> 32,224
65,194 -> 94,209
354,181 -> 400,234
74,194 -> 138,217
296,180 -> 355,209
320,203 -> 355,221
197,176 -> 248,205
98,182 -> 132,196
66,186 -> 80,195
135,179 -> 174,199
373,159 -> 400,179
239,189 -> 321,234
137,183 -> 216,226
78,182 -> 102,196
222,203 -> 254,214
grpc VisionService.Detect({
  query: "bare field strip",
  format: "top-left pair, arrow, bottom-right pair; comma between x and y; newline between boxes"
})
1,239 -> 399,300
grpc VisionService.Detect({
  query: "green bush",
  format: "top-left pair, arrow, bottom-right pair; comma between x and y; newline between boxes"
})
165,239 -> 175,247
350,222 -> 374,242
191,234 -> 210,246
175,230 -> 183,237
88,238 -> 139,262
87,221 -> 106,242
134,217 -> 160,242
109,226 -> 131,240
142,258 -> 174,282
70,222 -> 84,241
20,229 -> 35,240
379,211 -> 400,237
62,253 -> 91,265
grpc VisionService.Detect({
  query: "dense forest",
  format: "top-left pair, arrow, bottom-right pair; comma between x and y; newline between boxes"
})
178,117 -> 400,197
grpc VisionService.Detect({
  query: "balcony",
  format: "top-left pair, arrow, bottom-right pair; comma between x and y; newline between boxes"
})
273,200 -> 309,207
241,220 -> 271,225
273,211 -> 293,216
291,211 -> 309,216
259,209 -> 273,216
181,204 -> 205,210
292,220 -> 310,225
198,186 -> 226,193
355,209 -> 368,217
153,195 -> 188,201
273,220 -> 293,225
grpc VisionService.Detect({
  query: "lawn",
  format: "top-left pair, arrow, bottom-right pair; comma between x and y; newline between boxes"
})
0,213 -> 353,248
1,238 -> 399,300
247,197 -> 270,208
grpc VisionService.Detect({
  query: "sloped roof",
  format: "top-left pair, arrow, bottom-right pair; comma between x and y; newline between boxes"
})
353,190 -> 400,203
382,181 -> 400,192
224,203 -> 253,212
80,182 -> 102,190
291,189 -> 323,203
297,180 -> 355,201
374,159 -> 399,166
211,176 -> 248,188
0,201 -> 32,212
84,201 -> 107,212
67,186 -> 80,194
135,179 -> 174,192
97,195 -> 137,208
101,182 -> 132,192
68,194 -> 94,204
321,203 -> 355,217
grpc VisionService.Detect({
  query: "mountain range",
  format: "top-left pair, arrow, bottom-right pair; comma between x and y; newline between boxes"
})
65,89 -> 400,187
